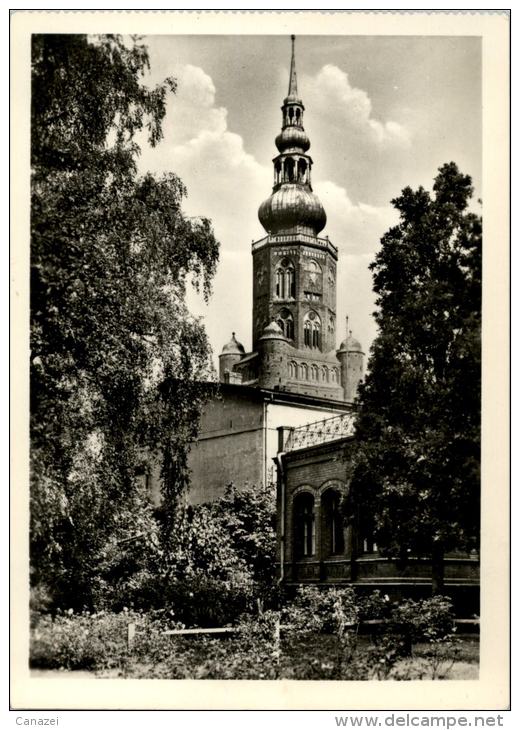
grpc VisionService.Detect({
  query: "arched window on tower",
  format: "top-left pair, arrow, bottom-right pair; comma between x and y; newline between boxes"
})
274,160 -> 281,186
275,259 -> 295,299
276,308 -> 294,340
295,108 -> 301,125
304,311 -> 321,350
312,321 -> 320,348
284,157 -> 295,183
297,158 -> 307,184
294,492 -> 315,559
288,107 -> 294,123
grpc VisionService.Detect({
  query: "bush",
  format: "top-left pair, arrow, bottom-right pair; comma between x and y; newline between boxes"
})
154,483 -> 277,626
162,573 -> 255,628
390,595 -> 456,644
30,593 -> 462,680
30,609 -> 177,672
282,585 -> 359,635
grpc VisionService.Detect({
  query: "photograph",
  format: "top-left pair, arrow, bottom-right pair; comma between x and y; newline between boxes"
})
10,10 -> 509,711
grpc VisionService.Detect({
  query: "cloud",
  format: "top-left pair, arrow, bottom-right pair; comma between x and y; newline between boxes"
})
304,64 -> 411,149
138,64 -> 270,358
314,180 -> 399,256
138,64 -> 269,253
312,179 -> 398,353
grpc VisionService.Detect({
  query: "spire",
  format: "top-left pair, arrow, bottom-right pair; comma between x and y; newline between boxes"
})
287,34 -> 299,101
257,34 -> 327,236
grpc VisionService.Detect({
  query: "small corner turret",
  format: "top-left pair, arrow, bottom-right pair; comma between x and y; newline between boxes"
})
336,317 -> 365,403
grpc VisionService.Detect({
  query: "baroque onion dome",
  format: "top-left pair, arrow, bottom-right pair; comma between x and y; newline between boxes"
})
258,36 -> 327,236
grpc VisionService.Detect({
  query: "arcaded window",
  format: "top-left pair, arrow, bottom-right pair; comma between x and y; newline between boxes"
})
294,492 -> 315,559
297,158 -> 307,183
276,308 -> 294,340
284,157 -> 295,183
275,258 -> 295,299
274,159 -> 282,185
304,311 -> 321,349
331,367 -> 339,383
299,362 -> 308,380
289,361 -> 298,379
321,489 -> 345,557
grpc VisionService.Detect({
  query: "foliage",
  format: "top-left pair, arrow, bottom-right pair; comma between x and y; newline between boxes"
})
212,482 -> 278,591
153,483 -> 277,626
351,162 -> 481,590
30,608 -> 178,672
30,34 -> 219,609
390,595 -> 456,644
30,593 -> 468,680
282,585 -> 359,635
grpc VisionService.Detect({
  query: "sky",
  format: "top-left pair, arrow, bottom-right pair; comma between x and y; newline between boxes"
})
135,35 -> 482,368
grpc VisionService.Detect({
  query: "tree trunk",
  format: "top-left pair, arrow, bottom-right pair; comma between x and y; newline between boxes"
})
431,544 -> 445,595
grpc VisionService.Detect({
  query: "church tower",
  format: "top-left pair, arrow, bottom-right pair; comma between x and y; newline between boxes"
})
253,35 -> 336,355
222,35 -> 364,403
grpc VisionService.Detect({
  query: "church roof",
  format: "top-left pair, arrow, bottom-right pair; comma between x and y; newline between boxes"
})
220,332 -> 245,355
259,320 -> 287,341
258,35 -> 327,237
259,184 -> 326,235
338,333 -> 363,353
284,35 -> 302,104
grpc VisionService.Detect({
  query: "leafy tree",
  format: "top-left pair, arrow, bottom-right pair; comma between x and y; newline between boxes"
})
153,483 -> 277,625
350,163 -> 481,593
30,34 -> 219,609
214,482 -> 277,589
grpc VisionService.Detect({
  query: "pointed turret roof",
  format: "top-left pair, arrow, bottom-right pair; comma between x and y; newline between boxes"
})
221,332 -> 245,355
338,318 -> 363,353
285,34 -> 301,103
259,321 -> 287,341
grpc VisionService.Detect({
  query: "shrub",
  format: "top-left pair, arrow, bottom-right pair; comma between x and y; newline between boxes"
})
390,595 -> 456,644
162,573 -> 255,628
282,585 -> 359,635
29,609 -> 178,672
155,483 -> 277,625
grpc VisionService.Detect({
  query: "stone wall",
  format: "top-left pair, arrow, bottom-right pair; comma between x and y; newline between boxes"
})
187,389 -> 265,504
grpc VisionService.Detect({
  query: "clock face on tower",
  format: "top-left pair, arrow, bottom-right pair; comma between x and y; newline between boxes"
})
305,259 -> 321,288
